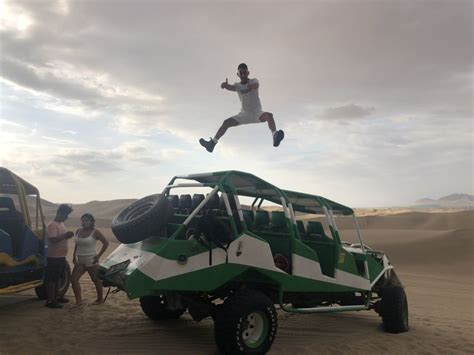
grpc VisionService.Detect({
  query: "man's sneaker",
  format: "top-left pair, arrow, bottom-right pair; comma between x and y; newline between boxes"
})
57,297 -> 69,303
273,130 -> 285,147
45,301 -> 63,309
199,138 -> 216,153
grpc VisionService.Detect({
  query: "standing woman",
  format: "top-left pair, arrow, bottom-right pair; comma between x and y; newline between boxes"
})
71,213 -> 109,305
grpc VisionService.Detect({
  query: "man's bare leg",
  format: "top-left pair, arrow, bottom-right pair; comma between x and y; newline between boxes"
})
259,112 -> 284,147
87,265 -> 104,305
259,112 -> 276,132
200,117 -> 239,152
214,117 -> 240,141
71,263 -> 86,305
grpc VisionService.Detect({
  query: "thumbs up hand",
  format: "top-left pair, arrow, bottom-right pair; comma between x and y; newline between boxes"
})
221,78 -> 228,89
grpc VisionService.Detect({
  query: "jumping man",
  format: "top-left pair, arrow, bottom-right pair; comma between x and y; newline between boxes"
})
199,63 -> 284,152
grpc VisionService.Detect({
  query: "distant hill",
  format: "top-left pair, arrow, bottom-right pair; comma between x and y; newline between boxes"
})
23,193 -> 472,228
415,194 -> 474,208
27,197 -> 136,228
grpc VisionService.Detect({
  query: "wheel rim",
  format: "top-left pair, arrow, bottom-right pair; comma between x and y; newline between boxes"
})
242,311 -> 268,348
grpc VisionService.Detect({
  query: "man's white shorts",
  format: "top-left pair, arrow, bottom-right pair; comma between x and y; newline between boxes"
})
232,111 -> 264,125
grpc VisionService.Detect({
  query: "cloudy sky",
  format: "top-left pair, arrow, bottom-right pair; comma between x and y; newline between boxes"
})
1,0 -> 472,207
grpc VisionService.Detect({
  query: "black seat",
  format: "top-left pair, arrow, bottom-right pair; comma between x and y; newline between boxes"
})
305,221 -> 329,241
0,228 -> 13,255
219,194 -> 227,215
179,194 -> 192,214
219,194 -> 241,215
242,209 -> 255,229
0,197 -> 26,257
0,197 -> 16,212
254,210 -> 270,231
205,193 -> 220,214
270,211 -> 288,232
218,194 -> 245,233
296,220 -> 305,234
192,194 -> 205,211
167,195 -> 179,211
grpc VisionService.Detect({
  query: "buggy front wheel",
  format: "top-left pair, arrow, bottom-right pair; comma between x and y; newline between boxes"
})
381,285 -> 409,333
214,289 -> 277,354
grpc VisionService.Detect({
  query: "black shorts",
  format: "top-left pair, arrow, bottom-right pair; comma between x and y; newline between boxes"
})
44,257 -> 66,283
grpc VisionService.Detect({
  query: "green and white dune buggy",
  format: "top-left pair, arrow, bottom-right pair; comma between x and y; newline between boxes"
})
100,171 -> 408,354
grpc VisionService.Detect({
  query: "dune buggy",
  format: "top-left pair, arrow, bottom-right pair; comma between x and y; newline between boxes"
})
0,167 -> 70,299
100,170 -> 408,354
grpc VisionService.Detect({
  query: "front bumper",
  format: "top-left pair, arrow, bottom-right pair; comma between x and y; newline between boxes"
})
99,259 -> 130,289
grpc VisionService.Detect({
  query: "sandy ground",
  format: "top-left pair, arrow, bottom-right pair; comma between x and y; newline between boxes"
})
1,210 -> 473,354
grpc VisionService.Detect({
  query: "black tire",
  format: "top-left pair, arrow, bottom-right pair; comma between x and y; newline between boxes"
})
140,294 -> 186,320
35,262 -> 71,300
381,285 -> 409,333
214,289 -> 277,354
111,194 -> 174,244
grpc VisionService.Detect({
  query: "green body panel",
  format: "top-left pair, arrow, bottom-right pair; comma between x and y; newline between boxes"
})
118,263 -> 367,299
292,240 -> 320,262
125,264 -> 248,298
301,239 -> 336,277
158,239 -> 214,260
366,254 -> 384,283
254,231 -> 291,257
335,247 -> 361,276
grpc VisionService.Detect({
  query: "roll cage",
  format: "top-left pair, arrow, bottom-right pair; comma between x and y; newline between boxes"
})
162,171 -> 369,273
0,167 -> 46,238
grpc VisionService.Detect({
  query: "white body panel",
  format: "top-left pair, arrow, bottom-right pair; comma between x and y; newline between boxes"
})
104,234 -> 371,290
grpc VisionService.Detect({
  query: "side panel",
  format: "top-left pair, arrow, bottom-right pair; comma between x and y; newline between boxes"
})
102,234 -> 372,297
291,254 -> 370,291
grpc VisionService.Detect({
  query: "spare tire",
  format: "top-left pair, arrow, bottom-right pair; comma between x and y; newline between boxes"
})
111,194 -> 174,244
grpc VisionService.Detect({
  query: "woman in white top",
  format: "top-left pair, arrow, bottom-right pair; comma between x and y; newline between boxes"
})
71,213 -> 109,305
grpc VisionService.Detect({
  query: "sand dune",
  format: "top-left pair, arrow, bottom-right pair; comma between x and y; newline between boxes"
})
352,210 -> 474,230
300,210 -> 474,230
1,211 -> 472,354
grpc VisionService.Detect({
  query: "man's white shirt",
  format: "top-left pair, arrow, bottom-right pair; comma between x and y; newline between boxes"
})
234,78 -> 262,113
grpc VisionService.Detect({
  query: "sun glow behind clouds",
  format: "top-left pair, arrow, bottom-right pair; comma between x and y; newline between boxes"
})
0,1 -> 34,33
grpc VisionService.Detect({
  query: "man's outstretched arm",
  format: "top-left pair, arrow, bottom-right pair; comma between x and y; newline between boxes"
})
221,78 -> 236,91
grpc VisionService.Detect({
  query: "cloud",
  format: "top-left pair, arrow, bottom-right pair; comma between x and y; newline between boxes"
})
321,104 -> 376,120
0,118 -> 27,129
62,129 -> 77,135
159,148 -> 185,161
1,57 -> 167,124
0,130 -> 161,179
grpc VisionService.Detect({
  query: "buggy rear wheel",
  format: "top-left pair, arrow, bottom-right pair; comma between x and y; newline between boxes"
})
214,289 -> 277,354
381,285 -> 409,333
